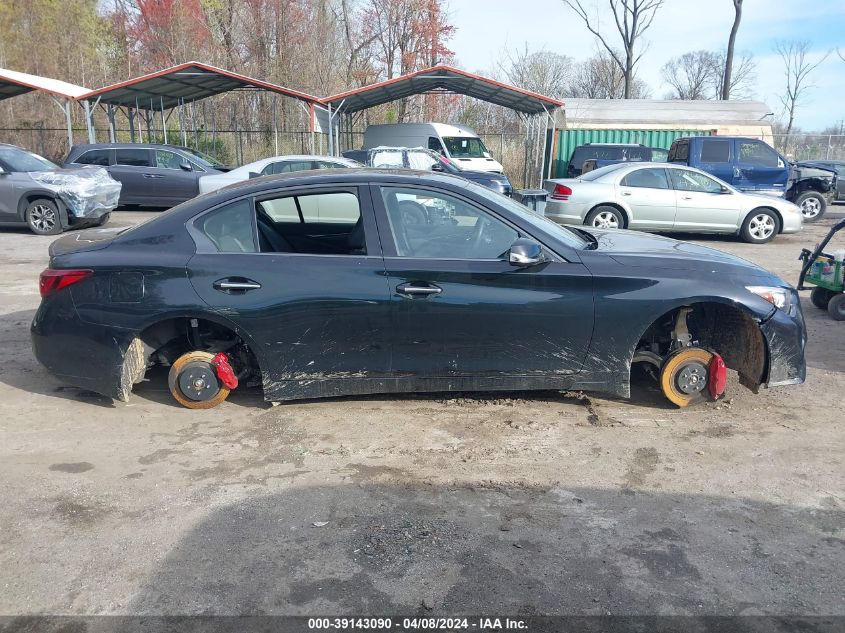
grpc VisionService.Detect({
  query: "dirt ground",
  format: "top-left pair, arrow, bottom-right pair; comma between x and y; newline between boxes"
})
0,206 -> 842,619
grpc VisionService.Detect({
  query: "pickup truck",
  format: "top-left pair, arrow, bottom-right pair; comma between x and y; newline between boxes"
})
668,136 -> 837,222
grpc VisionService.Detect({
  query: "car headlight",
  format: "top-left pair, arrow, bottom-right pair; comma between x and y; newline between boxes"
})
746,285 -> 792,310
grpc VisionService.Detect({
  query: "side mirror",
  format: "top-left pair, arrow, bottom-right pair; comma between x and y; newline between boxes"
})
483,151 -> 492,159
508,238 -> 545,267
179,161 -> 193,171
720,185 -> 731,194
0,166 -> 7,175
248,171 -> 262,179
431,163 -> 445,172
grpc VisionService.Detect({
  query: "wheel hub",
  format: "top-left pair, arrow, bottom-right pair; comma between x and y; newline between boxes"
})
801,198 -> 821,217
176,361 -> 220,401
31,205 -> 56,231
675,362 -> 708,395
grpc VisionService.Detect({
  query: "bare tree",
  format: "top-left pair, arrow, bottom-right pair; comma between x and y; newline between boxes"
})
569,50 -> 651,99
498,45 -> 574,100
661,51 -> 718,100
561,0 -> 664,98
721,0 -> 742,100
775,40 -> 830,136
712,50 -> 756,100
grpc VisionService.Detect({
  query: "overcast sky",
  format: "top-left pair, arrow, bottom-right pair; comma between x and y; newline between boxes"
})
447,0 -> 845,131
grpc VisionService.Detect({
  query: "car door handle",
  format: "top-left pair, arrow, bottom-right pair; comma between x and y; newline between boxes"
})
396,282 -> 442,297
681,195 -> 693,200
213,278 -> 262,293
143,173 -> 164,178
621,191 -> 632,196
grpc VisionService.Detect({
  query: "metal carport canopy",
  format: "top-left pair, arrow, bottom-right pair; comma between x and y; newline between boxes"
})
0,67 -> 89,101
322,65 -> 564,115
78,61 -> 321,109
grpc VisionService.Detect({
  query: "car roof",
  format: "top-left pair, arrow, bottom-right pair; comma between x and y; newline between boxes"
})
69,143 -> 195,151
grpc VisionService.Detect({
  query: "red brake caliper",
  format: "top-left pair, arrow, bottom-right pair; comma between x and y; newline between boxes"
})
708,353 -> 727,399
211,352 -> 239,390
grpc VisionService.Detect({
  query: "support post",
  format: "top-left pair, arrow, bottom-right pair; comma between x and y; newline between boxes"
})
160,96 -> 167,144
63,101 -> 73,149
107,104 -> 116,143
327,102 -> 333,157
83,100 -> 95,143
273,94 -> 279,156
128,108 -> 136,143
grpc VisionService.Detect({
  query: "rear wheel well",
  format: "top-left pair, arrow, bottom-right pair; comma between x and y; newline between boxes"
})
587,203 -> 629,228
633,302 -> 767,391
136,316 -> 260,381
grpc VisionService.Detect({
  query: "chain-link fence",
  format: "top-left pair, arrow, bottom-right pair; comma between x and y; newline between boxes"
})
773,134 -> 845,162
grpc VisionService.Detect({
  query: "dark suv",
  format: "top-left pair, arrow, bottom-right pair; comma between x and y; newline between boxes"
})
64,144 -> 230,208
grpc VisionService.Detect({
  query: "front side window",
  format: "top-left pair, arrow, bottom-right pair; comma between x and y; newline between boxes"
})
380,186 -> 518,259
428,137 -> 444,153
670,169 -> 724,194
700,139 -> 731,163
75,149 -> 110,166
198,199 -> 257,253
738,141 -> 779,167
156,150 -> 183,170
620,168 -> 670,190
441,136 -> 489,158
115,148 -> 151,167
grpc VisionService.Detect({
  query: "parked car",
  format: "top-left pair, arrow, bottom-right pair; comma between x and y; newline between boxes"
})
198,155 -> 361,194
363,122 -> 504,173
799,160 -> 845,202
650,147 -> 670,162
543,163 -> 802,244
64,143 -> 230,208
0,143 -> 120,235
668,136 -> 837,222
343,147 -> 513,196
565,143 -> 654,178
32,169 -> 805,411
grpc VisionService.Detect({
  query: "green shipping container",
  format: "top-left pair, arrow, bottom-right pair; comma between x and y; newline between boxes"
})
544,129 -> 712,179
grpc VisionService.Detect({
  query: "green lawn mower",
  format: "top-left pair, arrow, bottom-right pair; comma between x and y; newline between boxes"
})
798,218 -> 845,320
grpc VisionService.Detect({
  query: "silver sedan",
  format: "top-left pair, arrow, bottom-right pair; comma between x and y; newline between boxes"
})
543,163 -> 803,244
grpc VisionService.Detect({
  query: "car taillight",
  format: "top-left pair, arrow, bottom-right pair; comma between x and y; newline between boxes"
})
550,184 -> 572,201
39,269 -> 92,298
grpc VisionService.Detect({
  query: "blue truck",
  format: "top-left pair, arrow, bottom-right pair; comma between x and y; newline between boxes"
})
667,136 -> 838,222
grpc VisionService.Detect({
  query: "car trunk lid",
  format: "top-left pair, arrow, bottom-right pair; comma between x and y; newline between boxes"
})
48,226 -> 129,258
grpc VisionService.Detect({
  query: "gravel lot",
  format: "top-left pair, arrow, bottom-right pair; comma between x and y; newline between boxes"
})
0,207 -> 843,618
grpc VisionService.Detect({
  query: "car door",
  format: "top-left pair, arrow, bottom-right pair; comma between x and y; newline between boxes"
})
669,168 -> 742,232
617,167 -> 676,230
110,148 -> 154,205
0,166 -> 19,220
372,183 -> 594,377
152,149 -> 202,204
185,185 -> 391,397
695,138 -> 734,184
734,139 -> 788,195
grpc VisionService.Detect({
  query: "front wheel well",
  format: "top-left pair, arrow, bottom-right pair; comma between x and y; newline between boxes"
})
586,203 -> 629,228
633,302 -> 767,391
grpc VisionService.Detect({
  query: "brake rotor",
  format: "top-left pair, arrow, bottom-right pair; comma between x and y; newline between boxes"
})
168,351 -> 231,409
660,347 -> 714,408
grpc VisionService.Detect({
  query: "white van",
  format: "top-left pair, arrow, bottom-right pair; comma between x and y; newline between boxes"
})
362,123 -> 504,173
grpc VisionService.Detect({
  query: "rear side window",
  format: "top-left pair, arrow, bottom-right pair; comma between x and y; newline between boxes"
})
198,199 -> 257,253
315,160 -> 349,169
259,192 -> 360,224
700,139 -> 731,163
115,148 -> 151,167
621,168 -> 670,189
75,149 -> 110,166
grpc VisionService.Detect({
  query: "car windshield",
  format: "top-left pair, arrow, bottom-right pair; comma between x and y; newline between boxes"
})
181,147 -> 226,169
461,181 -> 588,250
580,164 -> 628,181
0,147 -> 58,172
442,136 -> 489,158
436,154 -> 462,173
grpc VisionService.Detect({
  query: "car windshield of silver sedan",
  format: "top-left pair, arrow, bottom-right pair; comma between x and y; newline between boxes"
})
0,147 -> 58,172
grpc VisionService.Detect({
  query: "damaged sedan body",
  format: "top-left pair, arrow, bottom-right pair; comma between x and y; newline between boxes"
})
31,169 -> 806,409
0,143 -> 120,235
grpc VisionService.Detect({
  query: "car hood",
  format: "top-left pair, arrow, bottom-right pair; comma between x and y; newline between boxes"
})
583,227 -> 781,280
458,169 -> 510,182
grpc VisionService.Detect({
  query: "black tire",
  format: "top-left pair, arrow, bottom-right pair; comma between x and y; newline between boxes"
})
585,206 -> 625,229
828,294 -> 845,321
740,208 -> 779,244
794,191 -> 827,222
25,198 -> 63,235
810,287 -> 834,310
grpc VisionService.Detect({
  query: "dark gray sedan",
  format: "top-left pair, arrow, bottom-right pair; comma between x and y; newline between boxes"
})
32,170 -> 805,410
